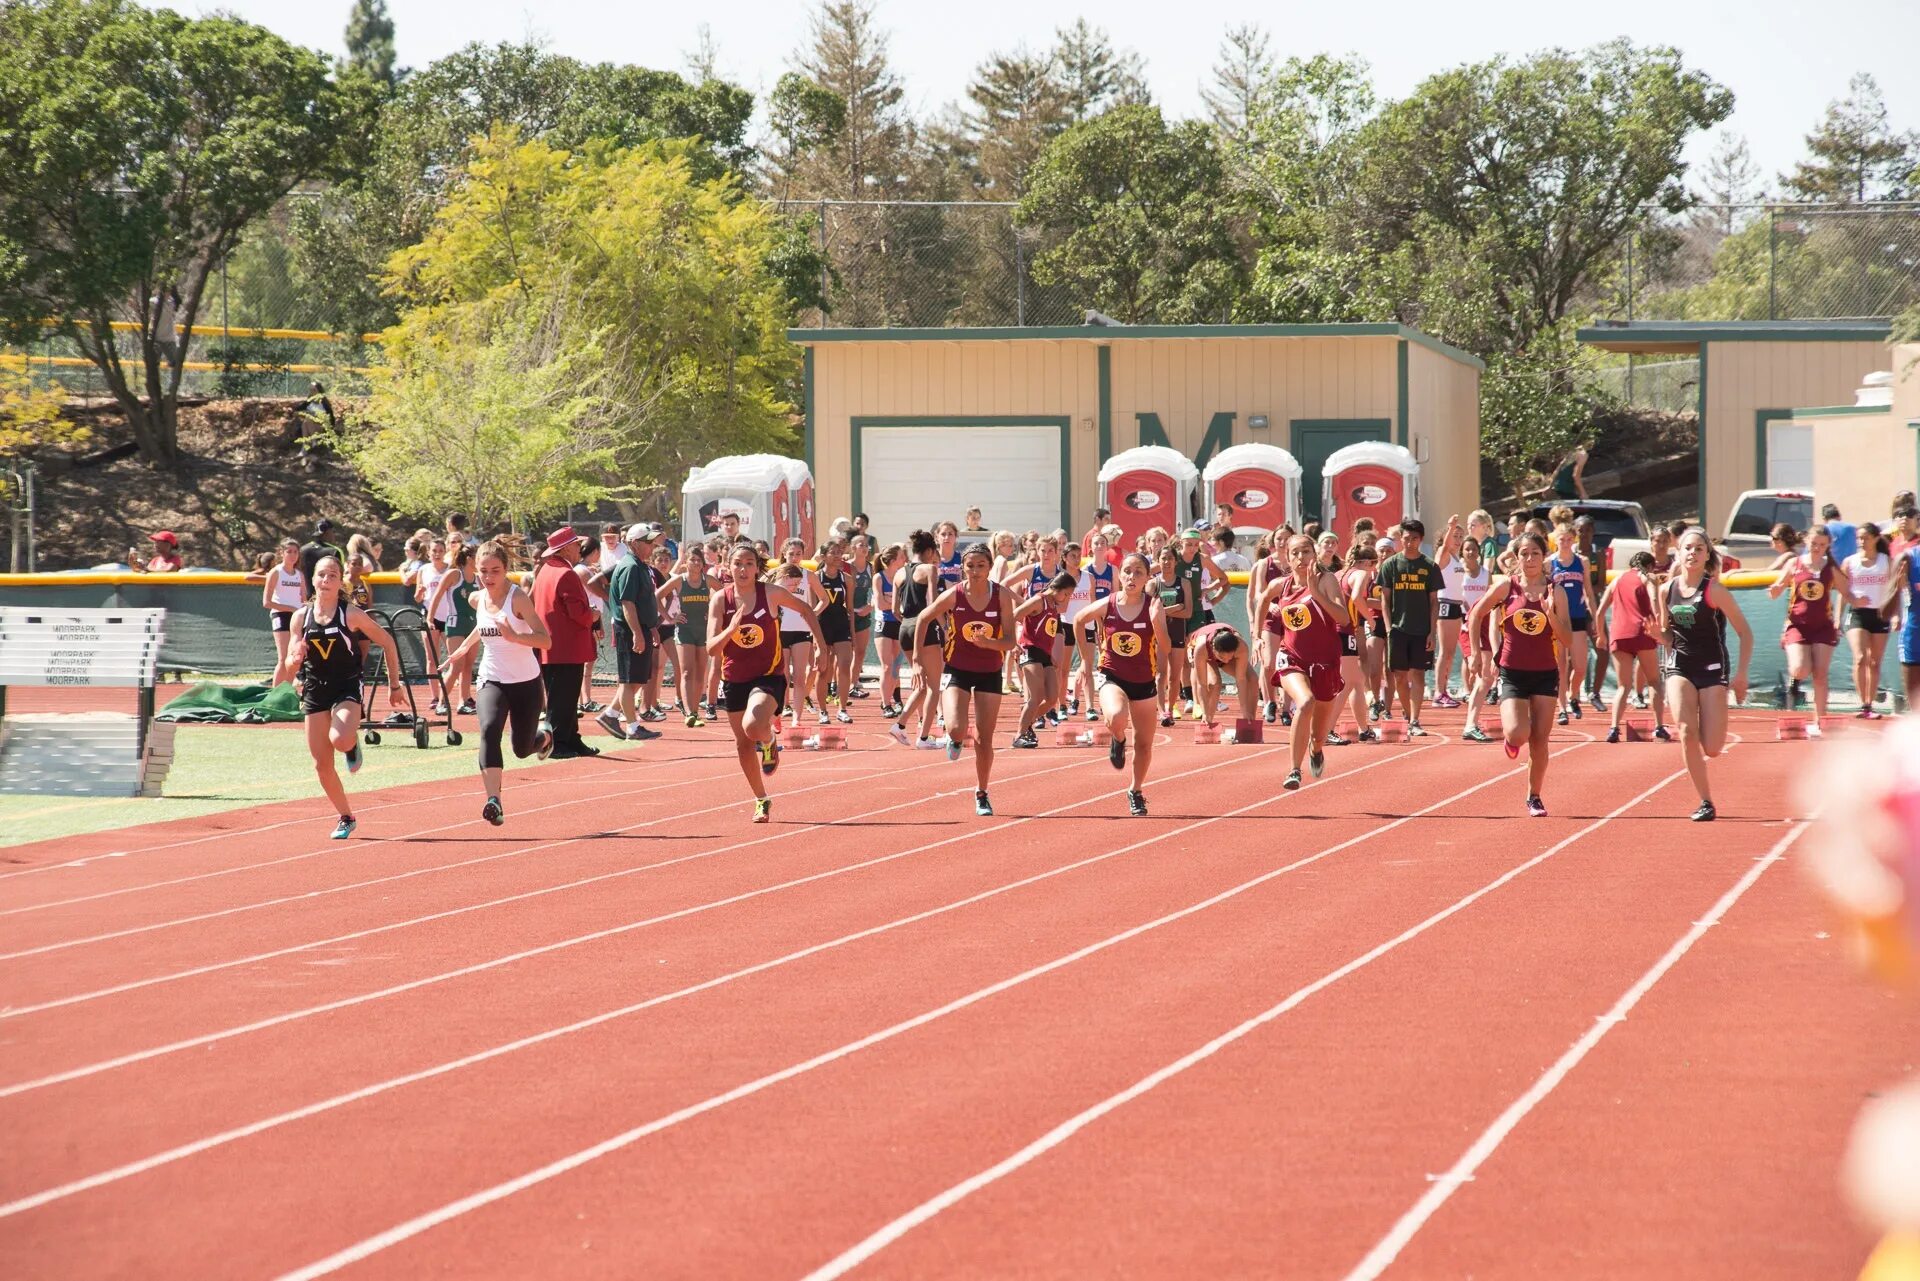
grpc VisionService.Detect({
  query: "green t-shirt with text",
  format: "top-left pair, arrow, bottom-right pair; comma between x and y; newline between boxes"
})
1376,552 -> 1440,635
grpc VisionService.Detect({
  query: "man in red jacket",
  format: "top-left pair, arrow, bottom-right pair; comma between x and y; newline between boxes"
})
534,526 -> 602,757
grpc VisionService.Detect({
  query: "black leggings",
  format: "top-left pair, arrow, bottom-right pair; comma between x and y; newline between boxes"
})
477,677 -> 546,770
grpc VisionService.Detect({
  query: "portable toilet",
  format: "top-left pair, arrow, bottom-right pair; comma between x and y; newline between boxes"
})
1202,443 -> 1303,538
681,454 -> 794,547
782,458 -> 817,548
1097,446 -> 1200,550
1321,441 -> 1420,548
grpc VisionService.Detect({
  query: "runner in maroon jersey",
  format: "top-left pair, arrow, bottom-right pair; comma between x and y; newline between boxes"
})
913,542 -> 1020,815
1467,532 -> 1572,818
1075,552 -> 1171,817
1185,621 -> 1259,726
1768,525 -> 1840,730
1009,572 -> 1076,749
1250,534 -> 1351,789
709,543 -> 824,824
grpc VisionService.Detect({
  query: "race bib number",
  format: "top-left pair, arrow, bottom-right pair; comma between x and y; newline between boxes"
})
1512,608 -> 1548,637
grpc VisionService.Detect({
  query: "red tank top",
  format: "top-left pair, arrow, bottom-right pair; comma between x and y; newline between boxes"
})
1274,577 -> 1342,669
1783,557 -> 1836,635
944,584 -> 1005,673
1606,569 -> 1652,645
1498,582 -> 1558,671
717,584 -> 782,681
1262,570 -> 1294,636
1018,595 -> 1061,650
1098,596 -> 1157,682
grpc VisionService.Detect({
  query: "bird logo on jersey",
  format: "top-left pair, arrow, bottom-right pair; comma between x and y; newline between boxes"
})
1513,608 -> 1548,636
962,619 -> 996,644
1041,616 -> 1059,639
1280,602 -> 1314,632
734,623 -> 765,650
1798,579 -> 1826,602
1109,631 -> 1143,658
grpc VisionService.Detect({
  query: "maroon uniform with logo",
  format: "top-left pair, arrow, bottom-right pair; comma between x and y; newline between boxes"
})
1780,556 -> 1839,647
1271,578 -> 1345,702
1098,597 -> 1158,690
945,586 -> 1006,673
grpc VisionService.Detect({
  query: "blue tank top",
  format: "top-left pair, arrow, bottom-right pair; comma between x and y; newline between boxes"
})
1549,552 -> 1589,620
939,552 -> 963,590
1027,562 -> 1060,596
1903,551 -> 1920,635
878,569 -> 896,625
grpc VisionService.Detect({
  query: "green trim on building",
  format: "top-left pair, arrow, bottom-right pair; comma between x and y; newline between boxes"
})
1696,342 -> 1709,517
1577,320 -> 1892,346
1395,339 -> 1409,447
802,346 -> 815,480
1789,403 -> 1889,418
1096,345 -> 1111,465
787,323 -> 1485,370
848,415 -> 1074,528
1136,412 -> 1171,449
1753,408 -> 1792,488
1194,411 -> 1235,473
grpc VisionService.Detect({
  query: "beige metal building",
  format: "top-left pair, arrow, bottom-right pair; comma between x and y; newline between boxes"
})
793,325 -> 1483,541
1787,345 -> 1920,526
1577,321 -> 1894,528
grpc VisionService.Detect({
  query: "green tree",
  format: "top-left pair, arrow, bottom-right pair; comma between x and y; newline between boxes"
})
764,72 -> 846,202
1783,74 -> 1917,204
0,360 -> 86,458
1019,105 -> 1243,323
791,0 -> 910,200
1478,324 -> 1613,501
344,0 -> 396,88
0,0 -> 361,463
1201,24 -> 1272,144
964,48 -> 1072,199
1051,19 -> 1149,122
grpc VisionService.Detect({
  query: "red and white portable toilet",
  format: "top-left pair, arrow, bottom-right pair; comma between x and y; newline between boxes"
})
1096,446 -> 1199,550
1321,441 -> 1420,547
681,454 -> 794,548
782,458 -> 816,548
1202,443 -> 1303,538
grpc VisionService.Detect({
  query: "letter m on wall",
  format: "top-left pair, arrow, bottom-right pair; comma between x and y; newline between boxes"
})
1134,412 -> 1236,472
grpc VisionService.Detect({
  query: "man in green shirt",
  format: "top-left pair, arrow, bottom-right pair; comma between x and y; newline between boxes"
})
1376,517 -> 1441,735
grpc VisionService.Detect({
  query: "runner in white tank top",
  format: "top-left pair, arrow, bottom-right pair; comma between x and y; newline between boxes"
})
474,583 -> 543,685
441,550 -> 553,827
261,537 -> 308,668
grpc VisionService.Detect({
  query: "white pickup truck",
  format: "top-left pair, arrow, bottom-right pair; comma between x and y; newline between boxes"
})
1601,488 -> 1810,573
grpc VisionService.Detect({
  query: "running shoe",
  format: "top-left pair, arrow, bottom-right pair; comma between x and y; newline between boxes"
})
331,815 -> 357,840
685,715 -> 704,728
640,708 -> 668,723
535,730 -> 554,760
1127,789 -> 1148,817
1325,731 -> 1351,747
1691,801 -> 1716,822
1159,713 -> 1174,728
1358,728 -> 1380,743
1369,699 -> 1383,722
1265,700 -> 1278,723
1568,701 -> 1582,720
946,736 -> 964,761
1182,700 -> 1196,718
1407,721 -> 1427,737
579,698 -> 602,713
457,698 -> 477,716
1503,738 -> 1520,761
1010,731 -> 1038,749
1605,727 -> 1622,743
701,701 -> 718,720
756,737 -> 780,776
817,710 -> 830,726
850,686 -> 870,699
627,723 -> 662,741
1556,710 -> 1570,726
1283,768 -> 1302,791
1654,725 -> 1672,741
916,736 -> 944,750
1589,694 -> 1606,713
888,723 -> 912,747
974,791 -> 993,817
345,740 -> 363,774
596,710 -> 628,740
835,709 -> 853,724
1280,704 -> 1293,727
1807,723 -> 1825,739
1432,692 -> 1459,709
482,796 -> 504,826
1085,709 -> 1100,722
1462,725 -> 1493,743
1308,750 -> 1325,779
1180,684 -> 1193,704
752,797 -> 772,824
1109,733 -> 1127,771
1526,795 -> 1548,818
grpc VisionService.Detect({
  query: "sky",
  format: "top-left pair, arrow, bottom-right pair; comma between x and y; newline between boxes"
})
173,0 -> 1920,194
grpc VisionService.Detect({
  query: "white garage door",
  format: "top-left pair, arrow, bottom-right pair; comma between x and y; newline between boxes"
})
860,425 -> 1062,544
1767,422 -> 1812,489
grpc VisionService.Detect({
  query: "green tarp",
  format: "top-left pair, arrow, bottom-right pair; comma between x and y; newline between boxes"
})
154,681 -> 304,723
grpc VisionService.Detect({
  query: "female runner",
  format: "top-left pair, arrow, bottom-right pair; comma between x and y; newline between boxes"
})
1074,552 -> 1171,817
1010,572 -> 1076,747
424,541 -> 476,716
912,543 -> 1019,815
874,543 -> 906,717
1546,522 -> 1593,725
1596,551 -> 1669,743
1467,533 -> 1572,818
1185,621 -> 1260,727
771,538 -> 824,730
891,530 -> 945,749
848,535 -> 876,707
1251,535 -> 1351,789
1653,530 -> 1752,821
262,537 -> 306,670
1432,516 -> 1468,707
1345,541 -> 1386,723
1152,546 -> 1192,726
274,556 -> 404,840
1452,536 -> 1496,741
439,541 -> 553,824
813,539 -> 856,725
1072,532 -> 1116,718
660,540 -> 712,727
1842,522 -> 1891,718
709,544 -> 824,823
1768,525 -> 1839,733
1249,529 -> 1288,722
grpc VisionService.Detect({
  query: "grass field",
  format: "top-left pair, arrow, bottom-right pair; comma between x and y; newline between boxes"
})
0,722 -> 534,848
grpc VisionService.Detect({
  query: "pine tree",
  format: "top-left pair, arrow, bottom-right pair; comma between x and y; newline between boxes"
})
343,0 -> 395,87
1782,73 -> 1917,203
793,0 -> 910,200
1051,19 -> 1149,123
965,48 -> 1071,198
1696,131 -> 1760,234
684,24 -> 720,82
1202,24 -> 1272,143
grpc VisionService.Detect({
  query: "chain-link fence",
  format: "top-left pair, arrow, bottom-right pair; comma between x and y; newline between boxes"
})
1586,358 -> 1700,414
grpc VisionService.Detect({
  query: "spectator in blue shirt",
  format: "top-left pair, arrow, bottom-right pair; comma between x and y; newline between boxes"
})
1822,503 -> 1859,562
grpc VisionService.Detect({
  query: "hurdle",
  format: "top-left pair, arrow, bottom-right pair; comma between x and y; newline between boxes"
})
0,606 -> 172,796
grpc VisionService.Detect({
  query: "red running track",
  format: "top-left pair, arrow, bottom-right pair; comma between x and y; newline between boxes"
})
0,707 -> 1911,1279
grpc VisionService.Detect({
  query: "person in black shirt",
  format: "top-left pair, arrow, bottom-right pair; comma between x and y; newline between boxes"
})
1374,518 -> 1442,735
299,519 -> 346,598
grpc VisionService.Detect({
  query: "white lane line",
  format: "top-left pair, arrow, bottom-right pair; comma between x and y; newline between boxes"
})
0,746 -> 1097,1019
1340,816 -> 1810,1281
8,744 -> 1484,1214
269,737 -> 1620,1280
0,741 -> 986,958
0,744 -> 1218,1089
798,758 -> 1686,1280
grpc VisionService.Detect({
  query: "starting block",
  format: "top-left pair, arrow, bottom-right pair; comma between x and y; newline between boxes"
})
1622,718 -> 1654,742
803,726 -> 848,750
1053,722 -> 1110,747
781,725 -> 811,748
1372,723 -> 1407,743
1193,721 -> 1223,744
1776,715 -> 1811,740
1231,718 -> 1264,744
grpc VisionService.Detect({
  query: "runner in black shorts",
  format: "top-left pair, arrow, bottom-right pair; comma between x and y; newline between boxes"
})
892,530 -> 945,748
274,556 -> 404,841
1468,533 -> 1570,819
1655,529 -> 1754,822
912,542 -> 1019,814
1152,545 -> 1192,726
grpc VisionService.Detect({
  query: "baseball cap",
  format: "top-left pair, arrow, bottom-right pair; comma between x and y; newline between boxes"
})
149,530 -> 178,545
625,522 -> 664,542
